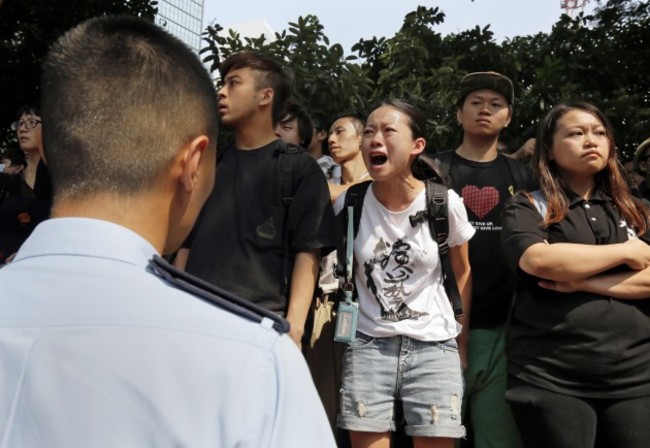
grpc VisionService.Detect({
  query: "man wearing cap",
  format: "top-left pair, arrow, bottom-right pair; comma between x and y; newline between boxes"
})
435,72 -> 537,448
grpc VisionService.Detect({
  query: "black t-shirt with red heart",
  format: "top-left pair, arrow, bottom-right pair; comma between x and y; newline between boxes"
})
441,152 -> 536,328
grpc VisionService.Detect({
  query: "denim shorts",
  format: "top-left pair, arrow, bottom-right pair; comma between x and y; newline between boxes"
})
337,332 -> 465,438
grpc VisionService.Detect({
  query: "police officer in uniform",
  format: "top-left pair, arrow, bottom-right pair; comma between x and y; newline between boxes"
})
0,16 -> 335,448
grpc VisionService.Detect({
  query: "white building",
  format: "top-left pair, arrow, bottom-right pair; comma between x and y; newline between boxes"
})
218,20 -> 276,44
156,0 -> 205,53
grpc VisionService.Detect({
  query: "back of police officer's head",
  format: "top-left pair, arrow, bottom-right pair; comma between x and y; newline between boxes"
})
41,16 -> 218,202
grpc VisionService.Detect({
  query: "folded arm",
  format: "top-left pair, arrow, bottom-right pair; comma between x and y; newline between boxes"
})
539,266 -> 650,300
519,238 -> 650,282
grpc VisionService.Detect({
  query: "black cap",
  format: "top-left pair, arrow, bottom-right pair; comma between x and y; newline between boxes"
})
459,72 -> 514,105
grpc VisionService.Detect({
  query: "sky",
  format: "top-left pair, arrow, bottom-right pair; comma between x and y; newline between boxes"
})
202,0 -> 597,53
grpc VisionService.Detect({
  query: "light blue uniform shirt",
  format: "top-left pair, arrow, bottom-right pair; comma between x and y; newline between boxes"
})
0,218 -> 335,448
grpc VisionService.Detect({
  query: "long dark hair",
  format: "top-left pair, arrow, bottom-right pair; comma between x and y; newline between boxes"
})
534,101 -> 649,234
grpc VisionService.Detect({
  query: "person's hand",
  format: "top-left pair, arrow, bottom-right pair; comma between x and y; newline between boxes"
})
623,238 -> 650,270
288,324 -> 304,351
538,279 -> 583,293
456,327 -> 469,371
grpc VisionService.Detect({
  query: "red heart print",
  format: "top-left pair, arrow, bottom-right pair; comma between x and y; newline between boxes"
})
461,185 -> 500,219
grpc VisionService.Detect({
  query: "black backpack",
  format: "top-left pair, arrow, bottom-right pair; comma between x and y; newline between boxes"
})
334,179 -> 464,318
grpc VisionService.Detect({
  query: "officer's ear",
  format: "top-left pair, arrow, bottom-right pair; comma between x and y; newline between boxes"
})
179,135 -> 210,193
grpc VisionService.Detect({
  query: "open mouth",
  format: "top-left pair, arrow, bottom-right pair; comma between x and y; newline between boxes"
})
370,153 -> 388,166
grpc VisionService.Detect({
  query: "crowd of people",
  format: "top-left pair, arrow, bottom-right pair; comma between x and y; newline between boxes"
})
0,15 -> 648,448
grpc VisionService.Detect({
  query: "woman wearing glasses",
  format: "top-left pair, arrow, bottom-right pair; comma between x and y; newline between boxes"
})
0,105 -> 51,265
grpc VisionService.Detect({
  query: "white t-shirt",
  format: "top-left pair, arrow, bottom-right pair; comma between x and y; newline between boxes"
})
334,184 -> 475,341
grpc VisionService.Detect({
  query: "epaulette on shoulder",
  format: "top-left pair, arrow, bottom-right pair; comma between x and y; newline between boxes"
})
148,255 -> 290,334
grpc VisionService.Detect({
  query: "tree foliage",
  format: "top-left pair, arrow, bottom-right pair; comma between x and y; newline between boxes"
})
202,14 -> 372,118
203,0 -> 649,159
0,0 -> 158,149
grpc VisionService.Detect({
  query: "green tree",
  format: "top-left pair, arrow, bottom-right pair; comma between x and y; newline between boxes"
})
494,0 -> 649,159
0,0 -> 158,150
201,0 -> 649,158
201,14 -> 372,121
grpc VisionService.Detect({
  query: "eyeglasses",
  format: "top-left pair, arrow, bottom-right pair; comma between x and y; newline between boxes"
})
11,119 -> 41,131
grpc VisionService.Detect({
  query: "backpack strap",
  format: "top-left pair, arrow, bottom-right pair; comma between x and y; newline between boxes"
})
277,142 -> 300,298
278,143 -> 299,207
530,189 -> 548,219
433,150 -> 455,185
501,153 -> 531,192
334,181 -> 372,281
409,179 -> 464,317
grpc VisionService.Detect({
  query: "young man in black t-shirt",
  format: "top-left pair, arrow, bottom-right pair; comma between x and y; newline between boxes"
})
435,72 -> 536,448
176,52 -> 336,348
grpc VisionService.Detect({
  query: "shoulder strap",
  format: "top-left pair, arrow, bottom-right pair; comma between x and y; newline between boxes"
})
277,142 -> 300,207
502,154 -> 530,192
276,141 -> 301,298
409,179 -> 463,317
426,180 -> 463,317
349,181 -> 372,238
433,150 -> 455,185
426,180 -> 450,254
334,181 -> 372,280
148,255 -> 290,334
530,189 -> 548,219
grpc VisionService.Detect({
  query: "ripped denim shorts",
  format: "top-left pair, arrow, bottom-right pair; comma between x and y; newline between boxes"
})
337,332 -> 466,438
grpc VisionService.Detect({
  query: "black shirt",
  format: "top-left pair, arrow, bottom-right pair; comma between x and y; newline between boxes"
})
443,152 -> 536,328
502,189 -> 650,398
0,160 -> 51,264
185,140 -> 336,314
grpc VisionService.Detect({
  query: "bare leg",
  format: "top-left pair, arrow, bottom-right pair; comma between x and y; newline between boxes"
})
413,436 -> 455,448
349,430 -> 391,448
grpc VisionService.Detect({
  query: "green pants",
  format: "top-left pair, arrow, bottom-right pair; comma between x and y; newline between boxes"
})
462,326 -> 523,448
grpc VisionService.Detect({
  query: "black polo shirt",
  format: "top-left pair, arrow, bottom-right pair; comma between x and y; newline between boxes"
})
502,189 -> 650,399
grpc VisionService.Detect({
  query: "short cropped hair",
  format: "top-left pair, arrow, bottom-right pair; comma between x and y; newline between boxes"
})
332,113 -> 365,136
280,102 -> 313,148
220,51 -> 293,125
41,16 -> 218,200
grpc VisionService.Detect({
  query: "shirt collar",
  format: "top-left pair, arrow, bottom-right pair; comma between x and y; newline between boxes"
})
566,186 -> 610,207
14,218 -> 158,268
